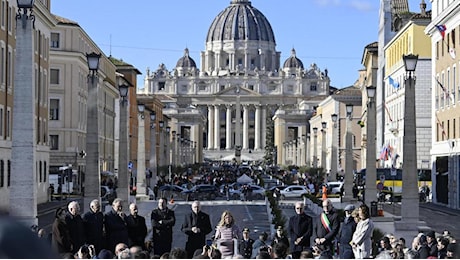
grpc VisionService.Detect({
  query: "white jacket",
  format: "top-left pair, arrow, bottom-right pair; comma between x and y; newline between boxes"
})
351,218 -> 374,258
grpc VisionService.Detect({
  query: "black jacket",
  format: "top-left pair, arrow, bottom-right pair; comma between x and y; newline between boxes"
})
126,214 -> 148,249
338,216 -> 357,244
82,210 -> 104,253
288,212 -> 313,252
51,218 -> 72,255
104,209 -> 129,253
151,207 -> 176,243
239,238 -> 255,259
181,211 -> 212,257
65,213 -> 86,254
314,208 -> 340,251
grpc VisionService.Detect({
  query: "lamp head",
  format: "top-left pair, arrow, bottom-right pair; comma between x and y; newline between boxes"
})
17,0 -> 34,8
166,126 -> 171,133
159,120 -> 164,128
331,113 -> 338,122
322,122 -> 327,129
313,127 -> 318,134
137,104 -> 145,113
403,54 -> 418,72
86,52 -> 101,72
366,86 -> 376,99
346,103 -> 353,116
119,84 -> 129,98
150,111 -> 156,121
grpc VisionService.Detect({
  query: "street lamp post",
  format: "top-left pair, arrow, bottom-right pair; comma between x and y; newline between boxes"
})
165,126 -> 171,165
84,52 -> 102,211
149,111 -> 156,192
321,122 -> 327,171
158,120 -> 165,171
365,86 -> 377,207
399,54 -> 420,230
117,81 -> 130,205
312,127 -> 318,168
344,104 -> 354,201
171,131 -> 176,167
10,0 -> 37,226
331,114 -> 338,181
136,104 -> 147,198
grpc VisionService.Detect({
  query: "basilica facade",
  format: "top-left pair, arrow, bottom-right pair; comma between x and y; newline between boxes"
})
140,0 -> 332,163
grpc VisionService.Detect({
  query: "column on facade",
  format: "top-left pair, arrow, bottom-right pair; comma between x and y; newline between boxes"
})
254,105 -> 261,150
244,51 -> 249,69
207,106 -> 214,149
260,51 -> 265,70
261,106 -> 267,148
229,53 -> 234,70
215,52 -> 220,70
214,105 -> 220,149
242,104 -> 249,149
226,105 -> 232,149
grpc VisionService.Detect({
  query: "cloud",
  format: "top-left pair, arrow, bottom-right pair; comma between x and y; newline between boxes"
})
313,0 -> 342,7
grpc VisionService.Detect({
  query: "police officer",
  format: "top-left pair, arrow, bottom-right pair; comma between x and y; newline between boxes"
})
239,227 -> 254,259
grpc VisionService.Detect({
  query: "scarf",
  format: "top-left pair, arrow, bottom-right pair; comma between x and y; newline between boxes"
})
320,213 -> 331,233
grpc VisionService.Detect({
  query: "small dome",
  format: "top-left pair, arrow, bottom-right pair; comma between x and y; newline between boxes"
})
283,48 -> 304,69
176,48 -> 197,68
206,0 -> 275,44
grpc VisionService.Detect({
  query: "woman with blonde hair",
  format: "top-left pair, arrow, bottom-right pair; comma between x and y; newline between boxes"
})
214,210 -> 241,258
351,204 -> 374,259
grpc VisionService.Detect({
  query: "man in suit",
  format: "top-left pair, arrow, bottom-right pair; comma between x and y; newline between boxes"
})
65,201 -> 86,254
126,203 -> 148,249
314,198 -> 341,255
82,199 -> 104,254
151,197 -> 176,256
104,198 -> 129,254
288,201 -> 313,259
181,200 -> 213,258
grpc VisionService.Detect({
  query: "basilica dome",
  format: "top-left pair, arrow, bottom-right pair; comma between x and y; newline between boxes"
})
206,0 -> 276,44
176,48 -> 197,68
283,48 -> 304,69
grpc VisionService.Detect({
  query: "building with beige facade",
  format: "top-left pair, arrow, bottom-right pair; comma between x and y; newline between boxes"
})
425,0 -> 460,209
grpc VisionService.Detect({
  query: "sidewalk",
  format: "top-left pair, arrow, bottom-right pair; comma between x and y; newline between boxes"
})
38,197 -> 82,216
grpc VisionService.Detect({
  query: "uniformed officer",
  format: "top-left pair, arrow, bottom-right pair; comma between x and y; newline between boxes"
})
239,227 -> 254,258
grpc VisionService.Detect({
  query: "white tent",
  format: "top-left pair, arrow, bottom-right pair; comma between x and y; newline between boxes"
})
237,173 -> 253,184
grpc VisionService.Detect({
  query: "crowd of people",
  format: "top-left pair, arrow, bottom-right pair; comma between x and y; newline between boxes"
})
0,192 -> 458,259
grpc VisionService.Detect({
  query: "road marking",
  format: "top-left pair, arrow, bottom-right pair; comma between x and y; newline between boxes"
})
245,205 -> 254,221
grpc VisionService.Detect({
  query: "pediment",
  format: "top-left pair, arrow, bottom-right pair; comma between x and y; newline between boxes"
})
216,86 -> 261,96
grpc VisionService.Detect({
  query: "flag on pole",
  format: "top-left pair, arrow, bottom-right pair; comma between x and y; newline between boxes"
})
388,76 -> 399,89
436,24 -> 447,39
435,77 -> 455,103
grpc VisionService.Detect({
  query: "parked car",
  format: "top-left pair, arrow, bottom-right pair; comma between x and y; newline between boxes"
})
182,184 -> 220,201
158,184 -> 188,200
231,184 -> 266,200
326,181 -> 344,195
279,185 -> 310,199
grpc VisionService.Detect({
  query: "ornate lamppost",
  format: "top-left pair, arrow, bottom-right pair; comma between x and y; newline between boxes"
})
83,52 -> 102,210
331,114 -> 338,181
365,86 -> 377,207
136,104 -> 147,198
344,104 -> 354,201
321,122 -> 327,171
117,80 -> 130,204
149,111 -> 156,191
312,127 -> 318,168
399,54 -> 420,229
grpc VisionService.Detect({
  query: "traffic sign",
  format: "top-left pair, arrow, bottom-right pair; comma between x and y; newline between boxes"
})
128,161 -> 133,169
377,182 -> 384,191
380,174 -> 385,183
390,167 -> 397,176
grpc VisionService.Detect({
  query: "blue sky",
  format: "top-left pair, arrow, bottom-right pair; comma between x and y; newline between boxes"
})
51,0 -> 430,89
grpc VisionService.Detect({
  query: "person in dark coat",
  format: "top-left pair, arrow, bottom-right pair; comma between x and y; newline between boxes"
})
338,204 -> 357,259
288,201 -> 313,259
65,201 -> 86,254
51,207 -> 73,256
426,230 -> 438,257
416,234 -> 430,259
151,197 -> 176,256
239,227 -> 254,259
181,200 -> 212,258
126,203 -> 147,249
82,199 -> 104,254
104,198 -> 129,254
271,225 -> 289,250
314,199 -> 340,254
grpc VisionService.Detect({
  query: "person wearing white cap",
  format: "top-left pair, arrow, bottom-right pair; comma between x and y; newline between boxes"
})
338,204 -> 357,259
